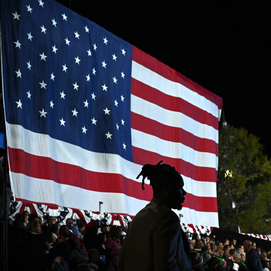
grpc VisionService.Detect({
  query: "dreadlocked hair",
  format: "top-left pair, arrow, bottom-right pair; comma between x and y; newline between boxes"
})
137,161 -> 182,190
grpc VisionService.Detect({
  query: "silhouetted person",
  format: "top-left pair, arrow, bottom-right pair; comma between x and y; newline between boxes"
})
118,161 -> 191,271
243,240 -> 263,271
106,225 -> 122,268
14,210 -> 30,228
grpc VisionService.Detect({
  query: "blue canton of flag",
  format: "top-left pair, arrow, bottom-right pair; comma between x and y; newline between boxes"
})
2,0 -> 133,161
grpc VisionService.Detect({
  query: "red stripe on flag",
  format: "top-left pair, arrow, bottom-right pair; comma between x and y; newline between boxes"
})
131,112 -> 218,155
132,45 -> 223,109
9,147 -> 217,212
132,146 -> 217,183
131,78 -> 220,130
182,196 -> 217,212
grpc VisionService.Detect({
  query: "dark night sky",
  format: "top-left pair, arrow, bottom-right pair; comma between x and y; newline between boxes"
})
59,1 -> 271,157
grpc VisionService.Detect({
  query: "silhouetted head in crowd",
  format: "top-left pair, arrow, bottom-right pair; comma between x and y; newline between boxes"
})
67,236 -> 80,251
27,218 -> 41,233
108,225 -> 122,240
54,240 -> 70,258
59,225 -> 70,238
48,216 -> 56,225
98,232 -> 107,245
88,249 -> 100,264
243,240 -> 252,252
136,160 -> 186,210
66,218 -> 74,231
50,223 -> 59,235
21,211 -> 30,223
223,246 -> 230,259
78,220 -> 86,236
252,242 -> 257,249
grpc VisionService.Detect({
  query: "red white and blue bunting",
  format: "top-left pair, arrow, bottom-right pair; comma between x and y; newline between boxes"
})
10,200 -> 271,242
9,200 -> 132,229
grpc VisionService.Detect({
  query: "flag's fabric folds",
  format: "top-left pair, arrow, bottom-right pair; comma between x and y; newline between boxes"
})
1,0 -> 222,226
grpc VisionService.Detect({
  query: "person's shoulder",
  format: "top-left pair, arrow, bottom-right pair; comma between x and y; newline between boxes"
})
250,249 -> 258,255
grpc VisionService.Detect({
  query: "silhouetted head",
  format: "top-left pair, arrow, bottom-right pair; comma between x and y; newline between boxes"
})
243,240 -> 252,252
137,161 -> 186,210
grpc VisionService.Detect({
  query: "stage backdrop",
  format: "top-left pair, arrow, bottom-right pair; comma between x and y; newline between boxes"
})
1,0 -> 223,227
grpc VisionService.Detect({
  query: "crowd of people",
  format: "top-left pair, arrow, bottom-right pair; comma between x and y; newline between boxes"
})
11,211 -> 122,271
10,210 -> 270,271
187,235 -> 269,271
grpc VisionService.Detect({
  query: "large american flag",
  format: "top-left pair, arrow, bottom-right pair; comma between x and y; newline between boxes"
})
1,0 -> 222,227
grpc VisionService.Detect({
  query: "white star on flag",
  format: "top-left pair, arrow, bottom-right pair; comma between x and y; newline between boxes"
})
14,40 -> 21,49
75,57 -> 81,64
72,109 -> 78,117
91,93 -> 96,100
91,117 -> 97,125
60,118 -> 66,126
102,84 -> 108,91
12,11 -> 20,20
112,54 -> 117,61
39,80 -> 47,89
40,25 -> 47,33
105,131 -> 112,139
103,108 -> 110,115
15,69 -> 22,78
39,109 -> 47,118
112,77 -> 117,84
52,19 -> 57,27
65,38 -> 70,45
73,82 -> 79,90
101,61 -> 107,68
103,37 -> 108,44
52,45 -> 58,53
26,5 -> 33,13
83,100 -> 89,107
27,33 -> 33,41
62,13 -> 67,21
38,0 -> 44,7
16,99 -> 22,108
40,52 -> 47,61
26,61 -> 31,70
60,91 -> 66,99
26,91 -> 31,99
